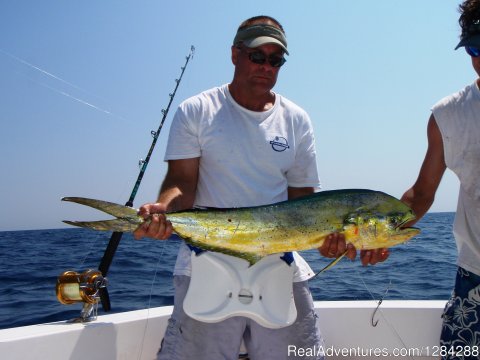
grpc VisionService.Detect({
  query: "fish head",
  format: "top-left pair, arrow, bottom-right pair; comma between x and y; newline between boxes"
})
348,214 -> 420,249
380,205 -> 421,246
346,193 -> 420,249
382,225 -> 421,246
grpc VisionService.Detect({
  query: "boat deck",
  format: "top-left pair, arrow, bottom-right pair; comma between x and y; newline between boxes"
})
0,300 -> 446,359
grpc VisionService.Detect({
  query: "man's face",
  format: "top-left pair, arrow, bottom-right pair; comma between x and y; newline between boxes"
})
464,42 -> 480,79
232,43 -> 285,93
472,55 -> 480,79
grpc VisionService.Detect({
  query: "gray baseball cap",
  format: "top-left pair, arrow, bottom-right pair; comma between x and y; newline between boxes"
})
233,24 -> 288,55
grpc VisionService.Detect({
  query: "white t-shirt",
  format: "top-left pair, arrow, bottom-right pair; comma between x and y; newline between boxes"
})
433,81 -> 480,276
165,84 -> 321,281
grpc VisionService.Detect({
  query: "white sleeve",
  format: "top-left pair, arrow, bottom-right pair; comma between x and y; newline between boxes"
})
164,104 -> 201,161
286,114 -> 321,188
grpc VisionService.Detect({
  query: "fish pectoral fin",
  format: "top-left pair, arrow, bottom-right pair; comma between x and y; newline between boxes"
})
63,218 -> 139,232
62,197 -> 139,219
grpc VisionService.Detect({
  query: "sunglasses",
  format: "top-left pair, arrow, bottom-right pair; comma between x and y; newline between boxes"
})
241,48 -> 287,68
466,46 -> 480,57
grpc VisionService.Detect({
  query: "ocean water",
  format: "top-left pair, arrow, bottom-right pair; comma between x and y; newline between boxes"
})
0,212 -> 457,330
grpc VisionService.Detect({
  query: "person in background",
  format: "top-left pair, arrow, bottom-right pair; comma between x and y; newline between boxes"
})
134,15 -> 387,360
401,0 -> 480,356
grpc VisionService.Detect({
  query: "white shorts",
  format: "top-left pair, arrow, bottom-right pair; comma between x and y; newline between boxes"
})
157,275 -> 325,360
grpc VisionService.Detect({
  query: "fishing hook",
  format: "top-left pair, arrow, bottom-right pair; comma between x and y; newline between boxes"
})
371,280 -> 392,327
371,300 -> 382,327
359,273 -> 413,358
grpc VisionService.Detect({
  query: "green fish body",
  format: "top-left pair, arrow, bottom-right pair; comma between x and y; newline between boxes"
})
63,189 -> 420,265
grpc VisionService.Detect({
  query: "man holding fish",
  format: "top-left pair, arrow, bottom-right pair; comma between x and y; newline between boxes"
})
134,15 -> 389,360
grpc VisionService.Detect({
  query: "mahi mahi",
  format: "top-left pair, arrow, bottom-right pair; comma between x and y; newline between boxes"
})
62,189 -> 420,265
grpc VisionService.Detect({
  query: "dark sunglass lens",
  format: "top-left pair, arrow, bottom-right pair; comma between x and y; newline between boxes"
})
466,46 -> 480,57
248,51 -> 267,64
269,56 -> 286,67
246,50 -> 286,67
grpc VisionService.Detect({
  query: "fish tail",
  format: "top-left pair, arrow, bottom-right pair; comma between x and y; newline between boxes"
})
62,219 -> 139,232
62,197 -> 138,219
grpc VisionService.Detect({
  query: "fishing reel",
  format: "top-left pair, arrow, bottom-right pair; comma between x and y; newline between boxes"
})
56,269 -> 108,322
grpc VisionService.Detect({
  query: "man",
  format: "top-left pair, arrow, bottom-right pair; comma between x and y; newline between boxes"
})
401,1 -> 480,357
135,16 -> 386,360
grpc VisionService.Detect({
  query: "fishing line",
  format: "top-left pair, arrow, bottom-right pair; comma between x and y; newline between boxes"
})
77,234 -> 102,268
358,272 -> 416,360
310,250 -> 415,358
97,45 -> 195,312
1,49 -> 130,123
34,76 -> 127,121
137,240 -> 168,360
370,279 -> 391,327
0,49 -> 94,93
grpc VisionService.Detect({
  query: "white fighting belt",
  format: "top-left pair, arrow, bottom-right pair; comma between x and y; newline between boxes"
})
183,251 -> 297,329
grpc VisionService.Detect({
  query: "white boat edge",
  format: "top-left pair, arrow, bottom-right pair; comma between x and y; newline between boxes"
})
0,300 -> 446,359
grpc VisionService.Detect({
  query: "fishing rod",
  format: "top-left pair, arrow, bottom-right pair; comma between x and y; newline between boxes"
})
98,46 -> 195,311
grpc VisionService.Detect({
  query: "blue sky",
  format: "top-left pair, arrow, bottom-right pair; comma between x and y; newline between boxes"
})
0,0 -> 471,231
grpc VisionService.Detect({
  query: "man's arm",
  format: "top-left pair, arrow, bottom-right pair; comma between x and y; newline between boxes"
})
401,114 -> 447,225
134,158 -> 199,240
287,186 -> 315,200
158,158 -> 200,212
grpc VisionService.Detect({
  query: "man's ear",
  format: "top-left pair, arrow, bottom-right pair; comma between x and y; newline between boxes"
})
231,45 -> 239,65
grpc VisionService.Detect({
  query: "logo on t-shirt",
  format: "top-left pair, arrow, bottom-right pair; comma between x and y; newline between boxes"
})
270,136 -> 290,152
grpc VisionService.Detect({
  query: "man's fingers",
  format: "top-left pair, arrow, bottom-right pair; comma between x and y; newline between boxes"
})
319,233 -> 348,258
346,243 -> 357,260
360,248 -> 390,266
133,213 -> 171,240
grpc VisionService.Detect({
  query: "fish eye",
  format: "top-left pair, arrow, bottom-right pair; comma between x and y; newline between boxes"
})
387,213 -> 403,227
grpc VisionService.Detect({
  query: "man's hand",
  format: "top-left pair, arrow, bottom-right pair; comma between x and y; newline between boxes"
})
359,248 -> 390,266
318,233 -> 390,266
318,233 -> 356,259
133,203 -> 173,240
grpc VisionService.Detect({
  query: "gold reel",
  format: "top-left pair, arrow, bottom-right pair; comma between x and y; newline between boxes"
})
56,269 -> 107,305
